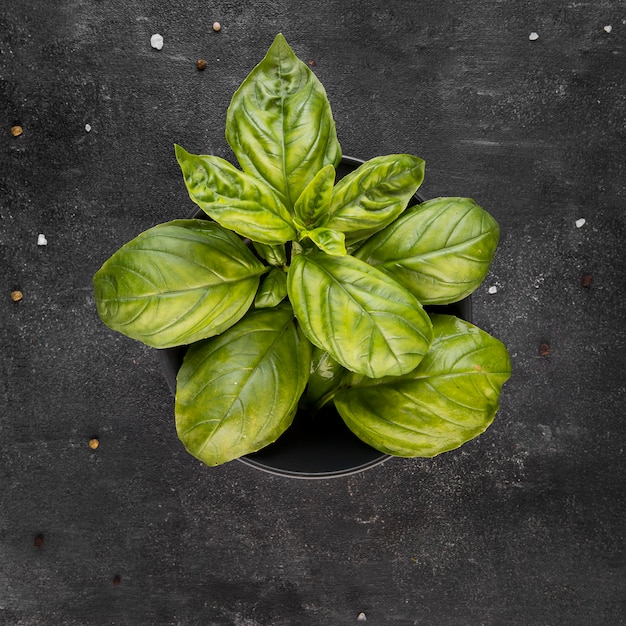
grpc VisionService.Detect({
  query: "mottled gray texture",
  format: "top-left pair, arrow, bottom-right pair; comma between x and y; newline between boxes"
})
1,0 -> 625,624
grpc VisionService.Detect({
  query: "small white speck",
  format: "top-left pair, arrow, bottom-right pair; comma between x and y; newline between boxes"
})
488,285 -> 498,294
575,218 -> 586,228
37,234 -> 48,246
604,25 -> 613,33
529,32 -> 539,41
85,123 -> 91,132
357,613 -> 367,622
150,33 -> 164,50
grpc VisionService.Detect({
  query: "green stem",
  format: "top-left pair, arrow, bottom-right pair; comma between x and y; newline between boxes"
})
311,389 -> 338,413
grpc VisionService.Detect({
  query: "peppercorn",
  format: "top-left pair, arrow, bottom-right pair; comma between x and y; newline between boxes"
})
581,273 -> 593,288
196,59 -> 207,71
212,21 -> 221,32
539,342 -> 551,357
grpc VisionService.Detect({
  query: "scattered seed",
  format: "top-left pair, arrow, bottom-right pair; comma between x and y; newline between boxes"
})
604,25 -> 612,33
196,59 -> 207,71
37,233 -> 47,246
212,21 -> 221,32
357,613 -> 367,622
529,32 -> 539,41
575,218 -> 586,228
150,33 -> 164,50
85,123 -> 92,132
10,290 -> 23,302
89,438 -> 100,450
112,575 -> 121,586
581,273 -> 593,288
488,285 -> 498,294
539,341 -> 551,357
34,534 -> 44,548
308,59 -> 317,67
10,125 -> 23,137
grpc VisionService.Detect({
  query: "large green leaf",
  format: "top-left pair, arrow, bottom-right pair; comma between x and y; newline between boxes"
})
287,251 -> 433,378
226,33 -> 342,210
355,197 -> 500,304
325,154 -> 425,244
175,305 -> 311,466
93,220 -> 266,348
335,314 -> 511,457
175,145 -> 296,244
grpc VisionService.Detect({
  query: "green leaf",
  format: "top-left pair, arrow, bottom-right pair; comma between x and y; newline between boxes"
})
226,33 -> 342,210
335,314 -> 511,457
175,304 -> 312,466
300,227 -> 346,256
252,242 -> 287,267
326,154 -> 425,244
355,197 -> 500,305
303,346 -> 347,410
287,251 -> 433,378
254,268 -> 288,308
294,164 -> 335,229
93,220 -> 266,348
175,145 -> 296,244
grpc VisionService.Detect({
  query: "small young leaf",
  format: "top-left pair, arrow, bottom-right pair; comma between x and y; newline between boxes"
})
93,220 -> 266,348
355,197 -> 500,304
294,164 -> 335,229
300,227 -> 347,256
226,33 -> 342,209
335,314 -> 511,457
175,305 -> 311,466
303,346 -> 348,410
252,242 -> 287,267
287,252 -> 433,378
254,268 -> 288,308
175,145 -> 296,244
326,154 -> 425,244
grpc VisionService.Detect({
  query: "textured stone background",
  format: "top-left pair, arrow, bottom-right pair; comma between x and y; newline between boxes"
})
1,1 -> 624,624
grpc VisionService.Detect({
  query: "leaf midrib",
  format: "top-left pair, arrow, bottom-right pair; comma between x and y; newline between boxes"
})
373,230 -> 496,269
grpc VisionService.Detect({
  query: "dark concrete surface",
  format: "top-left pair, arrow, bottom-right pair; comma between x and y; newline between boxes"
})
1,1 -> 625,624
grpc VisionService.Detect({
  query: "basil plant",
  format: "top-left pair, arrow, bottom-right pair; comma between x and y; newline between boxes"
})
93,34 -> 511,467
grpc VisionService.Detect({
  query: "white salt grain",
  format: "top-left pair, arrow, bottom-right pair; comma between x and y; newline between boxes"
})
604,25 -> 613,33
150,33 -> 164,50
85,123 -> 91,132
37,234 -> 48,246
575,218 -> 586,228
529,32 -> 539,41
488,286 -> 498,294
